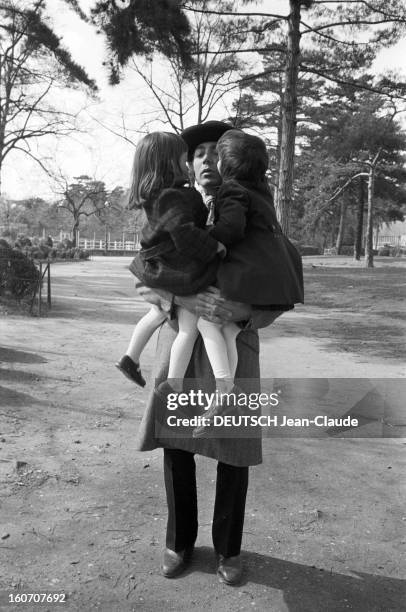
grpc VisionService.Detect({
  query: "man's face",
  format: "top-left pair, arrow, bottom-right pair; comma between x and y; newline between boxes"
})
192,141 -> 221,190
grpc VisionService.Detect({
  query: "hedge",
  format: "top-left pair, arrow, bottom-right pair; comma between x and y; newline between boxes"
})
0,243 -> 41,301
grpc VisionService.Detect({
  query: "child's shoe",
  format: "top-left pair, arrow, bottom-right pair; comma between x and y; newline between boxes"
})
116,355 -> 146,387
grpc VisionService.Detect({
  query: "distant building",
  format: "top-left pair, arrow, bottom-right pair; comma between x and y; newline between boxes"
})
376,220 -> 406,247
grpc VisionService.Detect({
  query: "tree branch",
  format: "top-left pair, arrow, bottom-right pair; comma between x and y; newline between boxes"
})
182,5 -> 287,20
313,0 -> 406,16
12,144 -> 54,178
300,64 -> 406,101
193,45 -> 285,55
308,18 -> 406,34
300,20 -> 371,45
327,172 -> 368,203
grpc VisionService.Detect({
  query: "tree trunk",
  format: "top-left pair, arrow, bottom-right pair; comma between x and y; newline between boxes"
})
0,147 -> 4,197
330,216 -> 337,248
276,0 -> 301,235
274,74 -> 284,203
72,217 -> 79,247
365,166 -> 375,268
354,177 -> 365,260
104,223 -> 109,254
335,200 -> 347,254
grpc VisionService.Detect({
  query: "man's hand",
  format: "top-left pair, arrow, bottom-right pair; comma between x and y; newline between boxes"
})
175,287 -> 250,324
140,284 -> 285,330
195,286 -> 251,325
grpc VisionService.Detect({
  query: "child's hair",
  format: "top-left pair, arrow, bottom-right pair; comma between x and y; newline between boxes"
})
128,132 -> 188,208
216,129 -> 269,186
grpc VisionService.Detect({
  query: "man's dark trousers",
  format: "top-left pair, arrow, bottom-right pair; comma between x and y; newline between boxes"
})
164,448 -> 249,557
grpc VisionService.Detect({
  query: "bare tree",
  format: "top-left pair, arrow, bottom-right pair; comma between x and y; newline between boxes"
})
121,0 -> 253,133
0,0 -> 96,194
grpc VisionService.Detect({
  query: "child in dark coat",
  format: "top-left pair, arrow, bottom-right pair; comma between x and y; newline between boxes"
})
211,129 -> 303,306
190,129 -> 303,436
116,132 -> 240,392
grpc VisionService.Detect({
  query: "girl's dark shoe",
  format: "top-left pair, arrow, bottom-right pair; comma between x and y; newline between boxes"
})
116,355 -> 146,387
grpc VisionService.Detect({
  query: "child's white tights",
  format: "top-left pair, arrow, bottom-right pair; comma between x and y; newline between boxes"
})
168,306 -> 240,391
126,305 -> 167,362
197,318 -> 239,381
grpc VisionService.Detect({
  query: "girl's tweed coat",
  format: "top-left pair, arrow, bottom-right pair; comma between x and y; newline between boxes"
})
129,186 -> 219,295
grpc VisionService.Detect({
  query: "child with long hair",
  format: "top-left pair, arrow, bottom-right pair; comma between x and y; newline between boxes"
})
116,131 -> 239,395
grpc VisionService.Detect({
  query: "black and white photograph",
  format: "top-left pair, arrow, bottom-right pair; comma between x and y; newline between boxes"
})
0,1 -> 405,610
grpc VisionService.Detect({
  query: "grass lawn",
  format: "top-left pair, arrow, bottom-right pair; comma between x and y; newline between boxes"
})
277,258 -> 406,362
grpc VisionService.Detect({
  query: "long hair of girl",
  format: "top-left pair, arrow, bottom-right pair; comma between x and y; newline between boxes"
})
128,132 -> 188,209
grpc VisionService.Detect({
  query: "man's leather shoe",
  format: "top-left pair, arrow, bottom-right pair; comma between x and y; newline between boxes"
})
216,554 -> 243,585
161,547 -> 193,578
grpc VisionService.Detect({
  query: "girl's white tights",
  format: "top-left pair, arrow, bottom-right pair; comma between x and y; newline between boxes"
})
168,306 -> 240,392
127,305 -> 167,362
197,318 -> 240,382
167,308 -> 199,385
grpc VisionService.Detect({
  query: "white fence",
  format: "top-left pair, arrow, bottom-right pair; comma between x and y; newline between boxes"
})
375,234 -> 405,247
78,239 -> 140,251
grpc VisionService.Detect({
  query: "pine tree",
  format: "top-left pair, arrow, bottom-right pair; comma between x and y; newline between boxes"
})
209,0 -> 406,233
90,0 -> 193,84
295,86 -> 406,266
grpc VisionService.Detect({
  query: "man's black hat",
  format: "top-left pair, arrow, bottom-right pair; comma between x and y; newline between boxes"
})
181,120 -> 232,160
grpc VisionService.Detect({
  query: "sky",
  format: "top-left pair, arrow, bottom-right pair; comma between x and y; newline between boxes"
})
2,0 -> 406,201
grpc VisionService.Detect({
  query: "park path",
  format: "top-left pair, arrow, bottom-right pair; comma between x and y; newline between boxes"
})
0,257 -> 404,611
